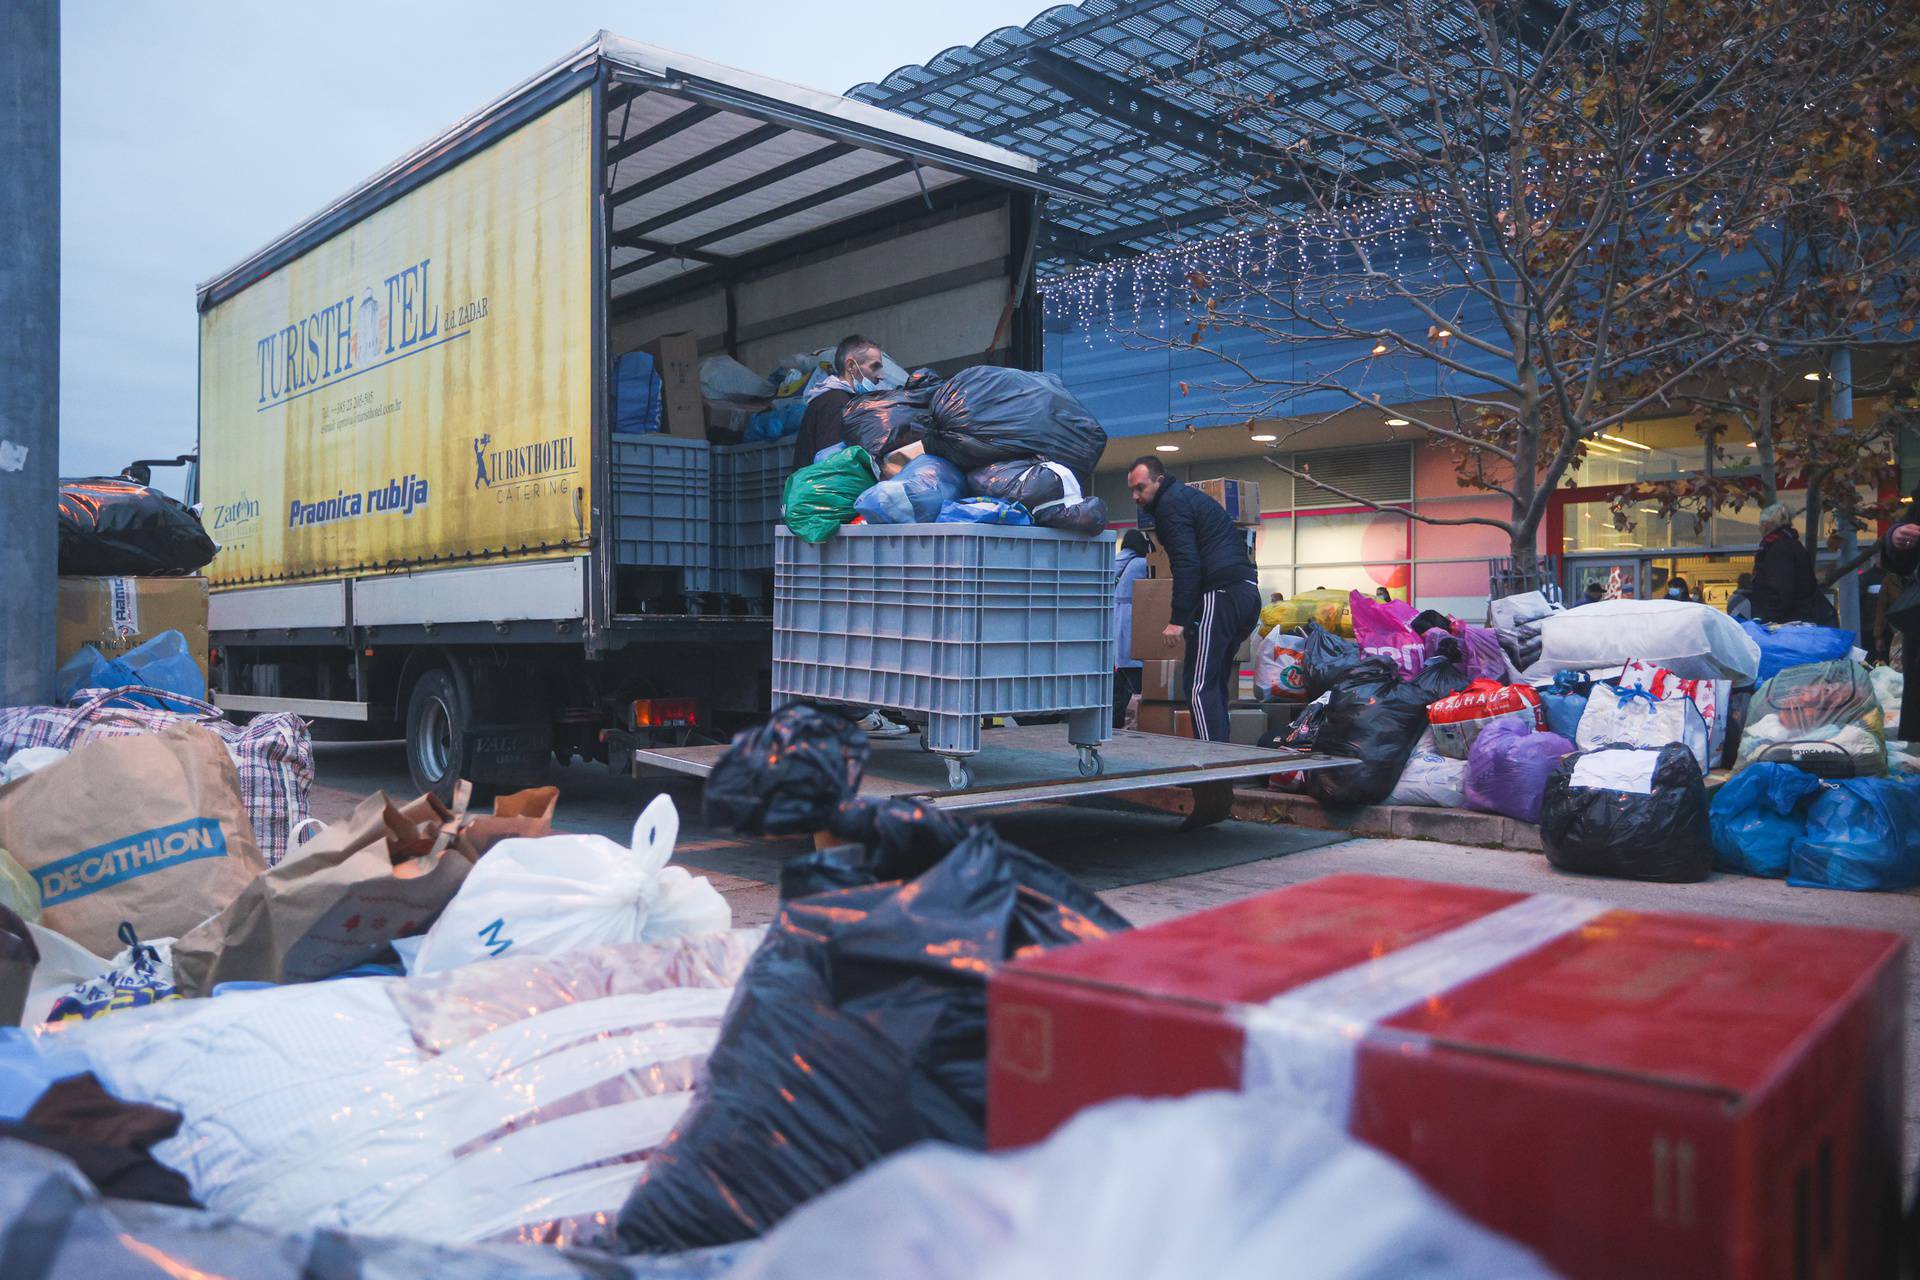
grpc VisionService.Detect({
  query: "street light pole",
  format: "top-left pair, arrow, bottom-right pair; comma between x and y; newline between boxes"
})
0,0 -> 60,707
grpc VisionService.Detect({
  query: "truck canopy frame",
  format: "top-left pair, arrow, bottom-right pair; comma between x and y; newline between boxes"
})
196,32 -> 1094,314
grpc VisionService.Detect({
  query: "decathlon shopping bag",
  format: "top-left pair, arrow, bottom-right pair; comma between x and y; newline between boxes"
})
0,722 -> 264,956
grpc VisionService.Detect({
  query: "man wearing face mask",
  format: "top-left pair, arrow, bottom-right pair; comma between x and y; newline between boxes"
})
789,334 -> 887,481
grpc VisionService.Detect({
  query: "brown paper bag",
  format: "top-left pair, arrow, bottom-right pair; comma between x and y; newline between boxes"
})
0,722 -> 265,956
171,789 -> 472,996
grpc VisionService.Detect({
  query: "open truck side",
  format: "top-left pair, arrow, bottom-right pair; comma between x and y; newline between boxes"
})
196,33 -> 1082,797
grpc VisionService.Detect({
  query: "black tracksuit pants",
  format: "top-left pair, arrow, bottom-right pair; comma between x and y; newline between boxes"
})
1183,579 -> 1260,743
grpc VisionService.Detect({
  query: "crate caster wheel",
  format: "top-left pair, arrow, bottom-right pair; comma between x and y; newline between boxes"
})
944,756 -> 974,790
1077,746 -> 1105,778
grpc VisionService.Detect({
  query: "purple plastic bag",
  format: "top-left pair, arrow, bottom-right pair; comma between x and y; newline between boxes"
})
1462,718 -> 1575,824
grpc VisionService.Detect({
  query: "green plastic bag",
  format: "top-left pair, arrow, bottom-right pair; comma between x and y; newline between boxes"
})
0,847 -> 42,923
782,446 -> 878,543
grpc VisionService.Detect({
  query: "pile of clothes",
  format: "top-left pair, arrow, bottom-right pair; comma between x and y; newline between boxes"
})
782,366 -> 1109,541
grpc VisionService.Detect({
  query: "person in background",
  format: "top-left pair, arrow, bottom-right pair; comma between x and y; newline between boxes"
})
1664,575 -> 1691,602
1373,587 -> 1393,603
789,335 -> 886,482
1126,457 -> 1260,743
1878,486 -> 1918,732
1751,503 -> 1830,624
1579,582 -> 1607,606
1725,572 -> 1754,620
1111,530 -> 1151,728
1257,589 -> 1288,637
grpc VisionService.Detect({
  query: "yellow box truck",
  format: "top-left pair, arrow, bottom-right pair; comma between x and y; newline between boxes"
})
196,33 -> 1078,796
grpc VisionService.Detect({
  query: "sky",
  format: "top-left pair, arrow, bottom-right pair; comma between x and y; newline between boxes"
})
57,0 -> 1055,486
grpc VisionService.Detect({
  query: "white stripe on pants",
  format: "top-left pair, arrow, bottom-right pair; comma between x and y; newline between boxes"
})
1190,589 -> 1218,741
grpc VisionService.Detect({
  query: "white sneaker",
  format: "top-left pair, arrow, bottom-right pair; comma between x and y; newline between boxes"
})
856,710 -> 912,738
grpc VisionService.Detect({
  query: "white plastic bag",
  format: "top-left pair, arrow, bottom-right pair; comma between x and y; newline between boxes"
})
1535,599 -> 1760,682
1870,666 -> 1903,739
0,746 -> 67,785
46,931 -> 761,1243
1255,630 -> 1310,702
700,354 -> 773,403
1385,731 -> 1466,807
1488,590 -> 1562,631
1619,660 -> 1729,760
410,794 -> 728,975
734,1090 -> 1552,1280
1576,684 -> 1711,770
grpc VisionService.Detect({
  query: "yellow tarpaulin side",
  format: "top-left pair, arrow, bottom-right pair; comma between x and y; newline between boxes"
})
198,90 -> 594,588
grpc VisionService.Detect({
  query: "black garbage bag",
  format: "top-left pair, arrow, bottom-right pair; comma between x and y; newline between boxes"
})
839,370 -> 941,459
57,478 -> 217,576
1540,744 -> 1711,882
1410,608 -> 1452,635
1303,659 -> 1470,809
702,704 -> 869,835
1301,623 -> 1365,698
779,796 -> 976,898
965,459 -> 1108,535
924,367 -> 1106,479
614,823 -> 1129,1253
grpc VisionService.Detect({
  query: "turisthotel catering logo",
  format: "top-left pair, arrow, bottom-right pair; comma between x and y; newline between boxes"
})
472,433 -> 578,490
253,258 -> 486,410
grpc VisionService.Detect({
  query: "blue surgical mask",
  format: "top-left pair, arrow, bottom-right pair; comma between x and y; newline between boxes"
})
853,376 -> 882,394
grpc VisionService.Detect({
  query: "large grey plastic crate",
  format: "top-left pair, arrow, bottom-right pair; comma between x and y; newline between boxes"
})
712,439 -> 787,597
610,433 -> 712,592
774,524 -> 1116,780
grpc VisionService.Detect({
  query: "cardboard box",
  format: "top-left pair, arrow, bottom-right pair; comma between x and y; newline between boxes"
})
1140,659 -> 1185,704
1129,578 -> 1174,662
1134,703 -> 1192,738
57,576 -> 209,678
1195,477 -> 1260,526
1145,546 -> 1171,579
1228,708 -> 1264,745
987,874 -> 1907,1279
643,333 -> 703,438
704,399 -> 767,442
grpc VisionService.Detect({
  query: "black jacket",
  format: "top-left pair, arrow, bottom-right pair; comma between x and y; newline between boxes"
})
1145,475 -> 1257,627
789,389 -> 853,480
1750,526 -> 1820,624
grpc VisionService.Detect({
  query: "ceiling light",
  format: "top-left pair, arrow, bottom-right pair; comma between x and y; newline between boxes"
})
1587,441 -> 1622,454
1435,328 -> 1452,339
1803,371 -> 1823,381
1638,506 -> 1660,514
1155,444 -> 1180,453
1250,433 -> 1277,443
1745,442 -> 1757,448
1370,341 -> 1389,355
1384,417 -> 1410,427
1600,433 -> 1652,451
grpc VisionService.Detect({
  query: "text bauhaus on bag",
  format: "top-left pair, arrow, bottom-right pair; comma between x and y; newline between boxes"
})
0,722 -> 265,955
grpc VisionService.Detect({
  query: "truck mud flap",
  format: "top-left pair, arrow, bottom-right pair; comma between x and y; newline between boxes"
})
465,724 -> 553,786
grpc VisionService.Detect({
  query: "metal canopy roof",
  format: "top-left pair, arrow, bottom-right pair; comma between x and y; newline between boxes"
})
848,0 -> 1563,275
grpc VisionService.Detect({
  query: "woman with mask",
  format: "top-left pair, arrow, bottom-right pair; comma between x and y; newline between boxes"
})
1112,530 -> 1152,728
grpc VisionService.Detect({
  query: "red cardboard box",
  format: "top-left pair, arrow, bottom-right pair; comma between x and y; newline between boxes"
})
987,874 -> 1907,1279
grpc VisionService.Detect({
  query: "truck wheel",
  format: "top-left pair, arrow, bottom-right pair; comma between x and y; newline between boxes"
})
405,668 -> 468,801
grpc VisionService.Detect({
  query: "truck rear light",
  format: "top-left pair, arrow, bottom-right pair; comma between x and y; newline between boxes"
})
632,698 -> 698,729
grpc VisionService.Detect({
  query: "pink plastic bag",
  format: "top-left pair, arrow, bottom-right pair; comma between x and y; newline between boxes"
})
1349,591 -> 1424,679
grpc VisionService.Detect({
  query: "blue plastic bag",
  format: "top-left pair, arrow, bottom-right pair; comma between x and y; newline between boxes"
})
1708,762 -> 1825,878
1789,775 -> 1920,891
1737,619 -> 1856,683
746,400 -> 807,441
1536,671 -> 1590,741
613,351 -> 663,434
854,455 -> 967,525
54,629 -> 206,708
937,498 -> 1032,526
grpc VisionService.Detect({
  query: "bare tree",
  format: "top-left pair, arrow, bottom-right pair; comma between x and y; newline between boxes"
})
1079,0 -> 1920,577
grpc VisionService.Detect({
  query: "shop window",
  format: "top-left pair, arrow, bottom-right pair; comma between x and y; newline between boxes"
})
1565,418 -> 1706,487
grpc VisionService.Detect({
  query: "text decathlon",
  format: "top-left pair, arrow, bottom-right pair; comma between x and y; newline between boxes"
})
35,818 -> 229,907
288,474 -> 430,527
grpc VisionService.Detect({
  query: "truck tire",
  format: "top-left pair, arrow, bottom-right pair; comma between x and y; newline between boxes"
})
405,668 -> 469,801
